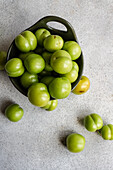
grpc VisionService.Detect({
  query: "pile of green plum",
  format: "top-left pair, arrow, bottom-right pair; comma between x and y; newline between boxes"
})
66,113 -> 113,153
84,113 -> 113,140
4,103 -> 113,153
5,28 -> 82,110
0,27 -> 112,155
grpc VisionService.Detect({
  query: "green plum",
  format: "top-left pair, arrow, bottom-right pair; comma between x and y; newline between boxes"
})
5,104 -> 24,122
63,41 -> 81,60
18,52 -> 34,61
72,76 -> 90,95
24,54 -> 45,74
20,71 -> 38,89
42,99 -> 58,111
50,50 -> 72,74
15,30 -> 37,52
84,113 -> 103,132
72,61 -> 79,72
0,51 -> 7,70
63,61 -> 79,83
42,51 -> 53,71
44,35 -> 64,52
66,133 -> 85,153
35,28 -> 51,46
5,58 -> 24,77
40,76 -> 55,86
49,77 -> 71,99
101,124 -> 113,140
28,83 -> 50,107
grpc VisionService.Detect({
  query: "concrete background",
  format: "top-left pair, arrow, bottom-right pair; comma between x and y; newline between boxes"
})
0,0 -> 113,170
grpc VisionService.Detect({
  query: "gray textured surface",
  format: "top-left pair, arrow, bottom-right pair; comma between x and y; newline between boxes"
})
0,0 -> 113,170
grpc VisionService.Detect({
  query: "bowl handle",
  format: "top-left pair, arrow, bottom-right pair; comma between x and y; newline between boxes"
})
30,16 -> 77,41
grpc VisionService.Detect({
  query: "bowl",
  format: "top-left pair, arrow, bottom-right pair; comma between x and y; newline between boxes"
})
7,15 -> 84,96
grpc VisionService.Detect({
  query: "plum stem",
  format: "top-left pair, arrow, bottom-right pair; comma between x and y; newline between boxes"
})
96,130 -> 101,136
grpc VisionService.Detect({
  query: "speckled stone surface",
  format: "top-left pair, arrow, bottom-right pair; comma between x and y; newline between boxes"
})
0,0 -> 113,170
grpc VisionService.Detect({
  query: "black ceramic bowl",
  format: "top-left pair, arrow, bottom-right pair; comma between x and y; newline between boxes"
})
7,16 -> 84,96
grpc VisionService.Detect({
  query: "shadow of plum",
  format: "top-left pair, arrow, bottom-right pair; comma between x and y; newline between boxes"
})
0,99 -> 14,116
